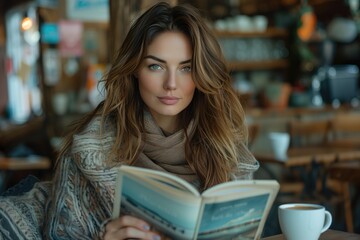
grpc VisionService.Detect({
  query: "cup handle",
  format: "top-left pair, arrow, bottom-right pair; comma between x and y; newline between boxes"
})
321,210 -> 332,233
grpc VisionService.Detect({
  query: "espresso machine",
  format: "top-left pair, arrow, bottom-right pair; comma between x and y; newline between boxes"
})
312,39 -> 359,107
318,64 -> 359,106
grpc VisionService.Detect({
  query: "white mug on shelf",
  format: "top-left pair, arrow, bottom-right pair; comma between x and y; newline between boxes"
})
52,93 -> 68,116
252,15 -> 268,32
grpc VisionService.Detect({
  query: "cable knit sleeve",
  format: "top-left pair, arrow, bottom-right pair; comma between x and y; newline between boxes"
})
0,181 -> 51,240
43,117 -> 121,239
232,141 -> 259,180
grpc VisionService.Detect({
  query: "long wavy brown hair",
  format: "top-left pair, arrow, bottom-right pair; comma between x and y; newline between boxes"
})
58,2 -> 248,190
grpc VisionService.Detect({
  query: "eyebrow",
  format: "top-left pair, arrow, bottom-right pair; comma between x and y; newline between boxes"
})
144,55 -> 191,64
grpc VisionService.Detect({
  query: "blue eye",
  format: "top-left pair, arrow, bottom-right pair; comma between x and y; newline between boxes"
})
149,64 -> 163,71
181,66 -> 191,72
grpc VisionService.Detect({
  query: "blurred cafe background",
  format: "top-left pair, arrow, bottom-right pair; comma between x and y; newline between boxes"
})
0,0 -> 360,236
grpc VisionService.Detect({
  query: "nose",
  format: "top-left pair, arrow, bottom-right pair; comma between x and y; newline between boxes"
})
163,70 -> 177,90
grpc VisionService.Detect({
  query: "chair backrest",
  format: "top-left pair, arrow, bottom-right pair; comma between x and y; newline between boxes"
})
328,113 -> 360,148
287,119 -> 330,147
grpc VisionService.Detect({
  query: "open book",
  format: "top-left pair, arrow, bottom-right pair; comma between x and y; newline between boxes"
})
112,166 -> 279,240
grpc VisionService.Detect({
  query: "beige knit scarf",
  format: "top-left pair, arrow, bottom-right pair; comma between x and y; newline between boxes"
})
133,112 -> 198,184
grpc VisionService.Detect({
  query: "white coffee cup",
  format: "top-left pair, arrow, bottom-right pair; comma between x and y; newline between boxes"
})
278,203 -> 332,240
268,132 -> 290,161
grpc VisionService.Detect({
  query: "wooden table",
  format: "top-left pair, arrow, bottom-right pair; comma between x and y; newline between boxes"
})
254,146 -> 360,193
254,146 -> 360,194
255,147 -> 360,233
254,147 -> 360,167
262,229 -> 360,239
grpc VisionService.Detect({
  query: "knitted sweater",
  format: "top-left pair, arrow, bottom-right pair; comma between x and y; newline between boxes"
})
0,115 -> 258,239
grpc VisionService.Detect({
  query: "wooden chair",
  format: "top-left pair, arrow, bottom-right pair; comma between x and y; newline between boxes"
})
286,119 -> 357,232
328,160 -> 360,233
281,119 -> 330,196
287,119 -> 330,148
328,113 -> 360,148
326,113 -> 360,232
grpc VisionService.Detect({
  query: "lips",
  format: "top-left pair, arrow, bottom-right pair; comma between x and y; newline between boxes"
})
158,96 -> 180,105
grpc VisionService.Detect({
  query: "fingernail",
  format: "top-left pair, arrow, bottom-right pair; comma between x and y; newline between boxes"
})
153,235 -> 161,240
143,225 -> 150,231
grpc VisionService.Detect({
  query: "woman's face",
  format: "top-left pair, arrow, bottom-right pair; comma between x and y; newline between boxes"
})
137,31 -> 195,131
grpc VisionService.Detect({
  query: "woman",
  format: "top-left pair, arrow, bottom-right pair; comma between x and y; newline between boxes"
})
0,2 -> 258,239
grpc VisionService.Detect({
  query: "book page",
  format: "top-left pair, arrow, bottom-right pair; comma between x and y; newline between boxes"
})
202,180 -> 275,196
113,173 -> 202,240
196,193 -> 270,240
196,180 -> 279,240
120,165 -> 200,195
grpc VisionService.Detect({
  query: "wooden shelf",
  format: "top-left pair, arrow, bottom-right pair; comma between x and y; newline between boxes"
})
215,28 -> 289,72
228,59 -> 289,71
215,28 -> 288,38
0,117 -> 45,146
247,105 -> 360,118
83,21 -> 109,29
0,156 -> 51,170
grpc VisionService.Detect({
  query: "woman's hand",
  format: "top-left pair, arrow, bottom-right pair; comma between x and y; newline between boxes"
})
102,215 -> 161,240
